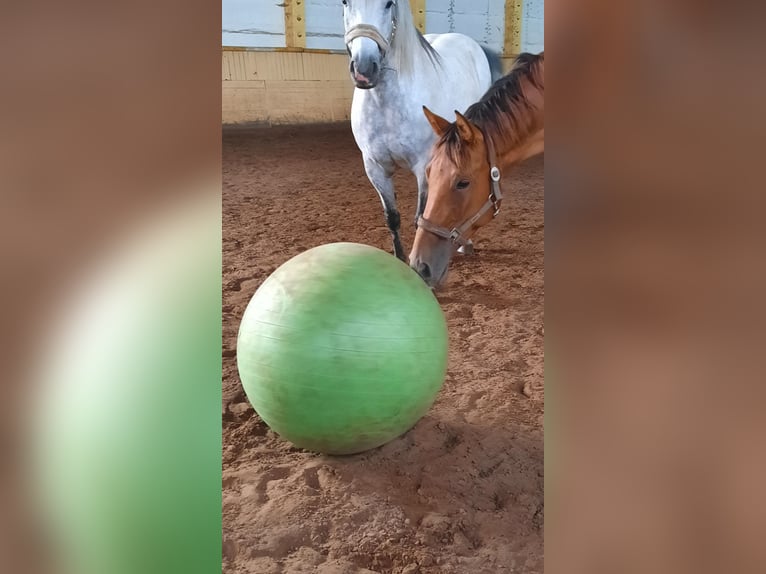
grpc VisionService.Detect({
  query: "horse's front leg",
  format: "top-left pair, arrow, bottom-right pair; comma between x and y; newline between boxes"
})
364,157 -> 405,261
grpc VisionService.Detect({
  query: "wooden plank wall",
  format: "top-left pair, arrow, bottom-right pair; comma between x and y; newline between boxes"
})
504,0 -> 523,56
283,0 -> 306,49
222,50 -> 352,125
411,0 -> 426,34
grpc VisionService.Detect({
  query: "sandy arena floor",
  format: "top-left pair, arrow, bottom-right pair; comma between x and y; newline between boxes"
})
223,124 -> 544,574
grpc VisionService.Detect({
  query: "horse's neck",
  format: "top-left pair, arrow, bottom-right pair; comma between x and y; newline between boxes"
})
374,35 -> 433,95
500,127 -> 544,165
497,89 -> 544,166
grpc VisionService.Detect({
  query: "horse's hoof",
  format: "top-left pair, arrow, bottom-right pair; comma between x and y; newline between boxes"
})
458,241 -> 475,256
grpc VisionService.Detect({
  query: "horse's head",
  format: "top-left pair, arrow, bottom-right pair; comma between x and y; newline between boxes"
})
410,107 -> 500,288
343,0 -> 398,89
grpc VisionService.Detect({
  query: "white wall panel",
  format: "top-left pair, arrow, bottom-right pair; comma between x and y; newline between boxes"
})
521,0 -> 544,53
425,0 -> 506,53
222,0 -> 285,48
221,0 -> 543,54
305,0 -> 346,51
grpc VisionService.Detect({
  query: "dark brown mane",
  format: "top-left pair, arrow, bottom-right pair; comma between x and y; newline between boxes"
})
438,52 -> 544,168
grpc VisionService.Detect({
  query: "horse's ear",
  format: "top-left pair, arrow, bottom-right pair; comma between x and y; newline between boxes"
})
454,111 -> 476,144
422,106 -> 450,136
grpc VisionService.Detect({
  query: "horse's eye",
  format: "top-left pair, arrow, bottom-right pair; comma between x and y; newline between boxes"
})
342,0 -> 348,6
455,179 -> 470,191
385,1 -> 394,9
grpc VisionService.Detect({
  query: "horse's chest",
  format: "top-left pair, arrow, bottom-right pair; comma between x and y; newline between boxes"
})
352,91 -> 431,167
379,129 -> 421,162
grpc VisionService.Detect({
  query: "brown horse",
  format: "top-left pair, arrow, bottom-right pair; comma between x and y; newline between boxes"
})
409,52 -> 544,287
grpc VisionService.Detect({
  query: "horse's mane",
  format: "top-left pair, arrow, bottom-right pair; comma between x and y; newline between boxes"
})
390,0 -> 440,77
438,52 -> 544,167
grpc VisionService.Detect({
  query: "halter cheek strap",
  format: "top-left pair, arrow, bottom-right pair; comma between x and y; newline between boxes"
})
417,127 -> 503,248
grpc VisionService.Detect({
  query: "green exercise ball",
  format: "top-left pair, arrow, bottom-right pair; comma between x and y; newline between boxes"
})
32,197 -> 220,574
237,242 -> 448,455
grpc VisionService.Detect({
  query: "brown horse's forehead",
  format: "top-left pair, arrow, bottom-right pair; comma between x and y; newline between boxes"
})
429,148 -> 458,177
436,137 -> 487,175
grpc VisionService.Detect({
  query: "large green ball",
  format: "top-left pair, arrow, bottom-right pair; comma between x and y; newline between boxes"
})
33,197 -> 220,574
237,242 -> 448,455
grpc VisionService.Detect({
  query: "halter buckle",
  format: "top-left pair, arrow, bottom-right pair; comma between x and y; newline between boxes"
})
491,195 -> 501,217
490,166 -> 501,182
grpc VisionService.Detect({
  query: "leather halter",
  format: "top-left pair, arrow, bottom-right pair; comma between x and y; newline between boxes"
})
344,2 -> 398,56
417,127 -> 503,248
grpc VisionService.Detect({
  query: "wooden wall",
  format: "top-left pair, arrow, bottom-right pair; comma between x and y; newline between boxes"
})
222,50 -> 351,125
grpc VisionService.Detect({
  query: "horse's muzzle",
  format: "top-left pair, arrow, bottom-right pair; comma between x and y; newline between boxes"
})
413,261 -> 432,282
349,58 -> 379,89
353,75 -> 376,89
410,249 -> 450,289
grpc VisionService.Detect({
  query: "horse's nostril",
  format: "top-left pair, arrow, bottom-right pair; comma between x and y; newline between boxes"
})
417,262 -> 431,280
372,61 -> 379,75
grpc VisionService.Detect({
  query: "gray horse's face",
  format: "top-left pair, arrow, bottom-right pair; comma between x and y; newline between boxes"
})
343,0 -> 397,89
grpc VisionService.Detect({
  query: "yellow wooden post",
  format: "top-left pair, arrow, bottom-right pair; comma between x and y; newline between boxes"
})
410,0 -> 426,34
504,0 -> 523,56
284,0 -> 306,50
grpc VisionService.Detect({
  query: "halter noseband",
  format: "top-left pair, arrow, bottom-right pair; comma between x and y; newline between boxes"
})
344,2 -> 398,57
417,127 -> 503,248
